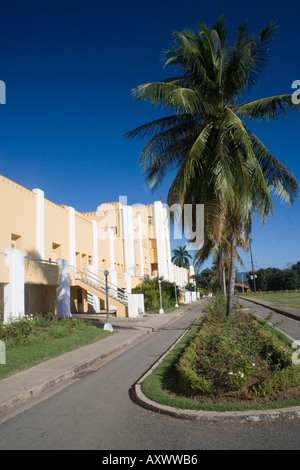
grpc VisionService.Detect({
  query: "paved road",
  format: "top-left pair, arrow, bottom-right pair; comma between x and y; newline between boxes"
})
239,297 -> 300,341
0,302 -> 300,450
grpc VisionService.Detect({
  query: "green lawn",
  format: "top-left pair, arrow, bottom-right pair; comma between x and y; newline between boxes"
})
241,292 -> 300,310
0,325 -> 114,380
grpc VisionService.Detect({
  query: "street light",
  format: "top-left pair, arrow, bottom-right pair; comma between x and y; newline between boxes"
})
174,283 -> 179,308
158,279 -> 164,314
104,270 -> 114,331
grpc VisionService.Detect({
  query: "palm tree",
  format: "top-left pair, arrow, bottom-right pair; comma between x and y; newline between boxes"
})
126,17 -> 299,315
171,245 -> 192,268
194,211 -> 249,297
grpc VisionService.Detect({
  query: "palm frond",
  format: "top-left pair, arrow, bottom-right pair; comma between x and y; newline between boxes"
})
130,82 -> 203,114
250,132 -> 299,205
233,94 -> 300,121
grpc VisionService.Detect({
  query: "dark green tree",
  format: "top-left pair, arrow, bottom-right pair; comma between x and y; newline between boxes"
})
171,245 -> 192,268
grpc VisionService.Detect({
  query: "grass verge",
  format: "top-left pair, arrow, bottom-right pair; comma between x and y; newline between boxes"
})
0,320 -> 114,380
241,292 -> 300,310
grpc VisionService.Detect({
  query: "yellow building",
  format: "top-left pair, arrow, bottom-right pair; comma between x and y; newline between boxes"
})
0,175 -> 194,322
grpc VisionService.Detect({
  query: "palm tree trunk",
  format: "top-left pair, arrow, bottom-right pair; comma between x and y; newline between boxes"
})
226,230 -> 238,316
222,266 -> 227,298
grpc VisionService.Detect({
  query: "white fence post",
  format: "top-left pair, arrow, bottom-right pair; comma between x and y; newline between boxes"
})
56,259 -> 72,319
4,248 -> 25,322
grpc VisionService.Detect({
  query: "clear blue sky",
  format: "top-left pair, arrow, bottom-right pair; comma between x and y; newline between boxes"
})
0,0 -> 299,273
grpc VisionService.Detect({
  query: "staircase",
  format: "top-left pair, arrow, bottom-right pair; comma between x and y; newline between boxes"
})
70,266 -> 128,316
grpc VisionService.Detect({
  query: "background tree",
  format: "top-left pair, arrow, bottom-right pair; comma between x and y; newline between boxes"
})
171,245 -> 192,268
247,264 -> 300,291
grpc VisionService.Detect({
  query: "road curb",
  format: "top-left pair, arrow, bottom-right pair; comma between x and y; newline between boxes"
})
133,383 -> 300,422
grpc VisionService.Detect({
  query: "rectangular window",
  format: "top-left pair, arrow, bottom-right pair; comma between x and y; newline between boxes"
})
11,233 -> 22,250
82,253 -> 87,268
52,243 -> 61,261
151,263 -> 158,277
150,239 -> 157,249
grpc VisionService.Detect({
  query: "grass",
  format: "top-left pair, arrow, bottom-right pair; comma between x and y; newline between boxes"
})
241,292 -> 300,310
141,299 -> 300,412
0,317 -> 115,380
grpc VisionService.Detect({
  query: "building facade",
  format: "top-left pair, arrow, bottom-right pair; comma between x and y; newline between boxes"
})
0,175 -> 194,321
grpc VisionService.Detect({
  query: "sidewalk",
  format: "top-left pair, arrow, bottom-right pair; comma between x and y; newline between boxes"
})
0,303 -> 196,421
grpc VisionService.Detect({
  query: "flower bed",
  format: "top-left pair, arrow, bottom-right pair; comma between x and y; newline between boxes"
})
173,297 -> 300,402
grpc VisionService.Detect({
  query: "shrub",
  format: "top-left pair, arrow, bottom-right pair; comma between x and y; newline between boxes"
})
176,296 -> 299,399
133,277 -> 182,311
0,314 -> 88,347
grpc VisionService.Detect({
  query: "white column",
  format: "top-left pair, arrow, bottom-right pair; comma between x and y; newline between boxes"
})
90,220 -> 99,270
0,340 -> 5,364
154,201 -> 168,280
189,264 -> 195,284
165,214 -> 174,283
138,215 -> 144,277
33,188 -> 45,260
56,259 -> 72,318
122,205 -> 135,277
66,207 -> 76,266
125,272 -> 132,294
4,248 -> 25,322
108,228 -> 117,287
180,267 -> 184,287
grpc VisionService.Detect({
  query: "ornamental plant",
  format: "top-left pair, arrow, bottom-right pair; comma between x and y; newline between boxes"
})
133,277 -> 182,311
176,296 -> 297,398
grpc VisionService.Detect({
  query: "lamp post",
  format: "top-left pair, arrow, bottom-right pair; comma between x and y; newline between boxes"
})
175,283 -> 179,308
158,279 -> 164,314
104,270 -> 114,331
249,239 -> 257,295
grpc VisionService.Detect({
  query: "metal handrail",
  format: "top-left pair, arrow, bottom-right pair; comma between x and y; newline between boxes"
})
83,268 -> 127,298
24,256 -> 58,265
70,266 -> 128,303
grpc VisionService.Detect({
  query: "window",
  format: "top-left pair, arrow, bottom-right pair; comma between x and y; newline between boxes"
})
151,263 -> 158,276
150,239 -> 157,249
82,253 -> 87,268
11,233 -> 21,250
52,243 -> 61,261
